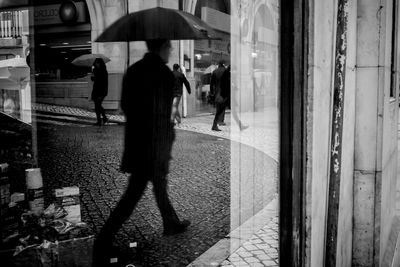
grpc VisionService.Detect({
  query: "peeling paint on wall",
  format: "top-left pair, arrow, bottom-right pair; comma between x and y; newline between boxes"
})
325,0 -> 349,266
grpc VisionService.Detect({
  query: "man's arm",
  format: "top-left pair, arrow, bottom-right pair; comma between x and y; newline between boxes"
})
182,75 -> 191,94
210,72 -> 216,95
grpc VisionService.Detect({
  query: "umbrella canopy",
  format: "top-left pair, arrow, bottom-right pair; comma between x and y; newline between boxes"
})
95,7 -> 222,42
0,57 -> 30,90
204,64 -> 218,74
71,54 -> 110,67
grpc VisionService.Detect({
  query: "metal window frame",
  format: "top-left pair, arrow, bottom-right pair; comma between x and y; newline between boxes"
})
279,0 -> 308,266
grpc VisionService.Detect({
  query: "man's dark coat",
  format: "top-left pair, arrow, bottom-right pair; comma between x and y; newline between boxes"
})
172,70 -> 191,97
210,65 -> 226,103
91,67 -> 108,100
120,53 -> 175,176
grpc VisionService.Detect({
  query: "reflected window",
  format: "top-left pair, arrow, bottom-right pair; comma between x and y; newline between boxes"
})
193,0 -> 230,114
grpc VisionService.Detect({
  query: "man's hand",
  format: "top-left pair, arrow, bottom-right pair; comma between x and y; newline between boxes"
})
171,106 -> 181,124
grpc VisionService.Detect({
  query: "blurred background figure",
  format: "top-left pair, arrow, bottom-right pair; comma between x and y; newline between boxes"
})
221,65 -> 248,131
210,60 -> 226,131
91,58 -> 108,126
2,90 -> 16,115
171,63 -> 191,124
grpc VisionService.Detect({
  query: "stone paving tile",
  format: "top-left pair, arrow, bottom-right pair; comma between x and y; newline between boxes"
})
220,215 -> 279,267
176,109 -> 279,162
32,103 -> 125,123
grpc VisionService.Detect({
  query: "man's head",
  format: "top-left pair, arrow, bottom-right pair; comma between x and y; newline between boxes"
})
146,39 -> 172,63
93,58 -> 106,69
173,64 -> 180,71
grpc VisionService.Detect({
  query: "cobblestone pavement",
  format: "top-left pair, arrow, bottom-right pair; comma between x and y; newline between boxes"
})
35,121 -> 277,267
32,103 -> 125,124
220,201 -> 278,267
32,103 -> 279,161
32,103 -> 280,266
220,218 -> 279,267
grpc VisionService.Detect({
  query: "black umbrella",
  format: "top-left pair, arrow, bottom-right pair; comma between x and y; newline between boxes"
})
71,54 -> 111,67
95,7 -> 222,42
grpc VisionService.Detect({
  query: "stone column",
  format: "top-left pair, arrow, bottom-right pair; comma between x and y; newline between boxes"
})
353,0 -> 399,265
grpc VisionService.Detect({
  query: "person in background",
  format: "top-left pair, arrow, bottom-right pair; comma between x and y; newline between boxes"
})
91,58 -> 108,126
221,65 -> 248,131
210,60 -> 226,131
171,63 -> 191,124
93,39 -> 190,266
2,90 -> 16,115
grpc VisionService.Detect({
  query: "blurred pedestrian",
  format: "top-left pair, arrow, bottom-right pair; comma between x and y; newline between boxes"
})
171,63 -> 191,124
221,65 -> 248,131
2,90 -> 16,115
91,58 -> 108,126
210,60 -> 226,131
93,39 -> 190,266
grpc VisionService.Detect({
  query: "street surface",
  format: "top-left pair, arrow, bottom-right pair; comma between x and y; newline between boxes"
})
35,121 -> 276,266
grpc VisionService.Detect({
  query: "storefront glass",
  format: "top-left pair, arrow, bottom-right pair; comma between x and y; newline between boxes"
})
229,0 -> 280,261
34,31 -> 91,81
33,1 -> 91,82
1,0 -> 283,266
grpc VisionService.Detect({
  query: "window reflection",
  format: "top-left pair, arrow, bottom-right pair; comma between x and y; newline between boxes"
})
229,0 -> 280,263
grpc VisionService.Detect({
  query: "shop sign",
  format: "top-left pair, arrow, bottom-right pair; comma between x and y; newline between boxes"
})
0,0 -> 28,8
212,39 -> 230,54
34,2 -> 86,26
194,40 -> 210,52
194,39 -> 230,55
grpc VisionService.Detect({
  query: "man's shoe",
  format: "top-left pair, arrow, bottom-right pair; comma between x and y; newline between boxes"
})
212,126 -> 221,131
163,220 -> 191,236
103,118 -> 109,124
94,121 -> 102,126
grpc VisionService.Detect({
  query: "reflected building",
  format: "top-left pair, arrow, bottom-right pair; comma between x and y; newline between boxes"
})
0,1 -> 30,123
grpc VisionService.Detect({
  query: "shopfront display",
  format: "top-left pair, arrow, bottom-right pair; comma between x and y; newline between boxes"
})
32,1 -> 93,109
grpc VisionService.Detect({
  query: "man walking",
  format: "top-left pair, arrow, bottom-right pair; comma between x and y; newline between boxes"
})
171,63 -> 191,124
93,39 -> 190,266
221,65 -> 248,131
91,58 -> 108,126
210,60 -> 226,131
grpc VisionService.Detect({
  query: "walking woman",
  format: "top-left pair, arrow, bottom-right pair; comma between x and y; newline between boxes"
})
91,58 -> 108,126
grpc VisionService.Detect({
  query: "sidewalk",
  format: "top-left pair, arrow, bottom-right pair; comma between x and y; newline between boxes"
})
31,103 -> 279,267
32,103 -> 125,124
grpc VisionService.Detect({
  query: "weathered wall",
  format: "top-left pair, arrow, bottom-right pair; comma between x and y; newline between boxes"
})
379,0 -> 399,265
352,1 -> 382,265
378,1 -> 399,265
335,0 -> 356,266
306,0 -> 399,266
353,0 -> 399,266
